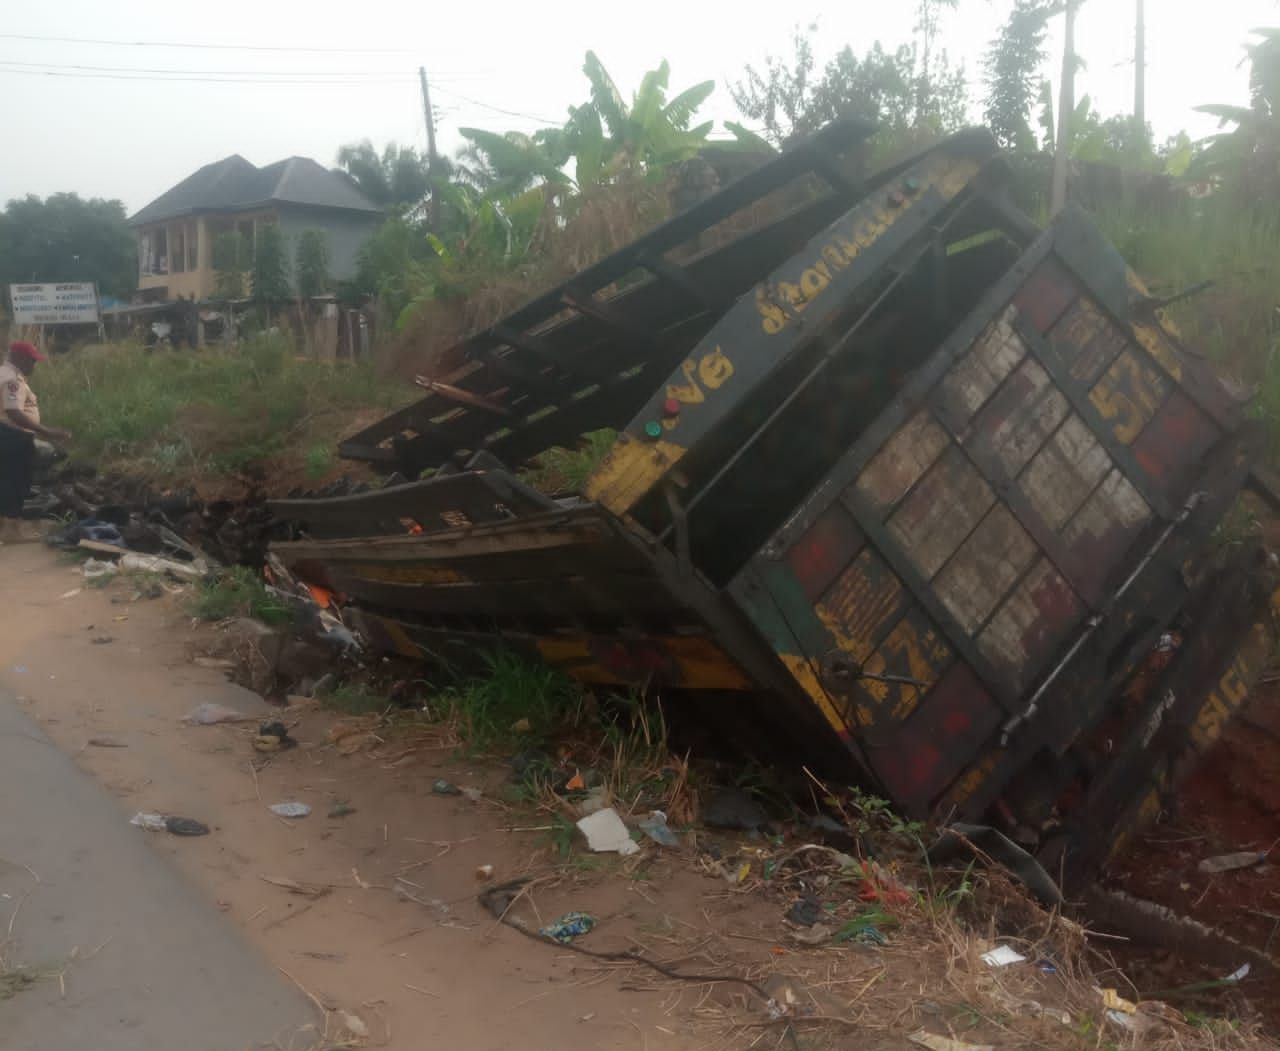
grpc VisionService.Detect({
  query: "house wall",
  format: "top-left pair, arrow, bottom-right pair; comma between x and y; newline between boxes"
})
134,205 -> 379,301
275,205 -> 381,283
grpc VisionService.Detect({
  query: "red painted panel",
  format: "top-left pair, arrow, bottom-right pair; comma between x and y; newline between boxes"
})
785,504 -> 865,602
1012,258 -> 1078,334
868,662 -> 1002,817
1131,389 -> 1221,497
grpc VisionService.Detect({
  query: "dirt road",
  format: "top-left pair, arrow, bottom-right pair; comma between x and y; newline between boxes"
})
0,545 -> 753,1050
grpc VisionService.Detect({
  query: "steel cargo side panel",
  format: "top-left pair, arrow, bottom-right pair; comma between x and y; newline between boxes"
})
731,205 -> 1241,818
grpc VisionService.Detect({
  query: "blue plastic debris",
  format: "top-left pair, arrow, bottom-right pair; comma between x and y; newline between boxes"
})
539,911 -> 597,943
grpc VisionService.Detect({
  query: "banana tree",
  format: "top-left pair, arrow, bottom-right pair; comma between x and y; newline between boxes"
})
1193,28 -> 1280,189
567,52 -> 716,185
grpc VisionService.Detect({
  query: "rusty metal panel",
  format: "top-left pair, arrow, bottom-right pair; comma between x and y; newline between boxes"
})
934,307 -> 1026,430
868,662 -> 1003,816
934,505 -> 1039,634
1059,469 -> 1151,593
845,609 -> 953,730
814,548 -> 910,663
887,446 -> 996,579
977,558 -> 1083,692
1131,390 -> 1222,495
1018,415 -> 1114,531
1047,297 -> 1128,386
963,357 -> 1071,479
1011,257 -> 1077,333
1088,349 -> 1173,445
854,409 -> 950,516
784,503 -> 864,602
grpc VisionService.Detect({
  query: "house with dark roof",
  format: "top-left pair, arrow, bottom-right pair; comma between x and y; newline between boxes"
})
128,154 -> 382,301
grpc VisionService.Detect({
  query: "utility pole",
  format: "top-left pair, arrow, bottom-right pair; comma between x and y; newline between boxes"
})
1134,0 -> 1146,130
1050,0 -> 1080,216
418,66 -> 439,228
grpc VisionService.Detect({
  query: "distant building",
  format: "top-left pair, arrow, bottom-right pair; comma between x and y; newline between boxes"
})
128,154 -> 382,301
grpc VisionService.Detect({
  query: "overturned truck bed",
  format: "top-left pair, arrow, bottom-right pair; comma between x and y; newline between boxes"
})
271,122 -> 1278,887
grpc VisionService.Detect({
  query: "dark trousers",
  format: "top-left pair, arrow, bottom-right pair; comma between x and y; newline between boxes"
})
0,426 -> 34,517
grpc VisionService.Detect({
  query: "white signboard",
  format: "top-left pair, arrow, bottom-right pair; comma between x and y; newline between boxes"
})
9,283 -> 100,325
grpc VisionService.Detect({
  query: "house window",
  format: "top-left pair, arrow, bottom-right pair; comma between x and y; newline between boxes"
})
154,228 -> 168,274
188,223 -> 199,271
173,227 -> 186,273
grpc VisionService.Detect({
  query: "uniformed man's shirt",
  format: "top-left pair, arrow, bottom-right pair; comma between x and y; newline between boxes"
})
0,362 -> 38,429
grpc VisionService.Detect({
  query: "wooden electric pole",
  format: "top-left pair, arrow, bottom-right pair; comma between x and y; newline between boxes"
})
418,66 -> 440,227
1134,0 -> 1146,130
1050,0 -> 1080,216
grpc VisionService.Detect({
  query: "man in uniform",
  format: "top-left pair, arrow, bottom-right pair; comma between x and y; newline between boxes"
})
0,341 -> 69,543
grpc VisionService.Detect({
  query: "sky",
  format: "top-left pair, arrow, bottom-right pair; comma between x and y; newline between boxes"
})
1,0 -> 1276,215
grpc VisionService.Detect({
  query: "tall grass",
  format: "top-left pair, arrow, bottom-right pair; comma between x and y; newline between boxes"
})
38,334 -> 414,487
1089,198 -> 1280,458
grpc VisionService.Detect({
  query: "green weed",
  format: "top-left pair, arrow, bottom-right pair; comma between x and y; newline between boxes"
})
303,443 -> 333,480
438,649 -> 583,751
521,428 -> 617,494
38,335 -> 414,489
189,566 -> 293,625
319,683 -> 390,716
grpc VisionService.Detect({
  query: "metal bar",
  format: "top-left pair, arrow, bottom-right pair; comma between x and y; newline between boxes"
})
1010,315 -> 1175,520
998,490 -> 1204,745
760,226 -> 1058,556
670,191 -> 988,533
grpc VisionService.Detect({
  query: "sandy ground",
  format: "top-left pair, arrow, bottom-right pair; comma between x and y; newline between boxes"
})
0,544 -> 789,1051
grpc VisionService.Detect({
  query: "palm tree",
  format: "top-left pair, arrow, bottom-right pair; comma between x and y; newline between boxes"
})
335,140 -> 431,213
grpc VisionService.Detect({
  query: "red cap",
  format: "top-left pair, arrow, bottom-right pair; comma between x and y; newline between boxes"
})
9,341 -> 46,363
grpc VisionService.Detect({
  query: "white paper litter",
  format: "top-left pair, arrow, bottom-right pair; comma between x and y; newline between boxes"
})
120,552 -> 208,580
269,802 -> 312,819
1223,963 -> 1251,983
130,812 -> 166,831
576,807 -> 640,855
981,945 -> 1028,967
183,702 -> 255,725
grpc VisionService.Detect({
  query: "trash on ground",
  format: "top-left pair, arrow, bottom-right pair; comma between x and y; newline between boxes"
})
60,588 -> 81,599
789,922 -> 835,946
120,551 -> 208,581
701,787 -> 768,831
339,1012 -> 369,1039
255,721 -> 296,752
981,945 -> 1028,967
460,786 -> 483,802
82,558 -> 118,580
194,656 -> 237,671
637,810 -> 680,847
184,702 -> 257,725
130,812 -> 209,836
328,802 -> 356,819
565,770 -> 586,791
576,807 -> 640,856
91,635 -> 114,645
510,716 -> 532,733
1099,988 -> 1137,1014
785,894 -> 824,927
1198,849 -> 1268,874
834,910 -> 894,945
432,778 -> 462,796
88,735 -> 127,747
908,1030 -> 994,1051
575,784 -> 609,817
539,911 -> 596,943
165,816 -> 210,836
475,864 -> 494,881
1223,963 -> 1251,982
269,802 -> 311,819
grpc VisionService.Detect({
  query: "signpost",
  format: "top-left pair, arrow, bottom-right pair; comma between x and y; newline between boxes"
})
9,283 -> 101,326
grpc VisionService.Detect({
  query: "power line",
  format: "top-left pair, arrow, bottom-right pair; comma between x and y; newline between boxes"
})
0,30 -> 415,54
0,59 -> 453,79
431,84 -> 559,125
0,67 -> 414,85
0,60 -> 416,80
